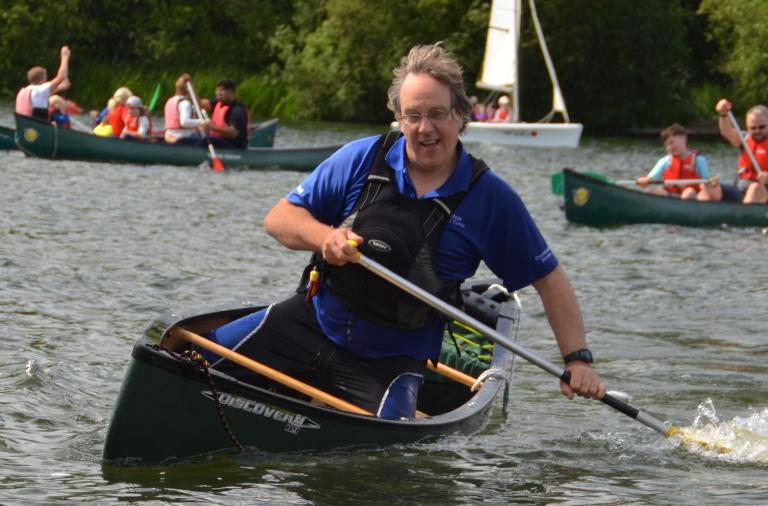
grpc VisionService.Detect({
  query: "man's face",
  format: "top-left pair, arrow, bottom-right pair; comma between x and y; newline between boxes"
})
747,113 -> 767,142
398,72 -> 462,177
215,87 -> 234,105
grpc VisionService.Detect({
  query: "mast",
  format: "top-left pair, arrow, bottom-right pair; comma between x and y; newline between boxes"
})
528,0 -> 570,122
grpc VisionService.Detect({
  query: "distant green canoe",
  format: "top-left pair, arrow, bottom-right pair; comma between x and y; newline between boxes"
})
15,114 -> 340,171
561,168 -> 768,227
3,118 -> 276,150
0,125 -> 14,150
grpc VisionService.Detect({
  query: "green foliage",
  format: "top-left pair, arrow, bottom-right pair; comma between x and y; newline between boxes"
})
0,0 -> 743,131
699,0 -> 768,110
517,0 -> 700,131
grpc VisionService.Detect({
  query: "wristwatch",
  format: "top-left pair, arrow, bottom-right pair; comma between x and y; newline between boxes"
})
563,348 -> 593,364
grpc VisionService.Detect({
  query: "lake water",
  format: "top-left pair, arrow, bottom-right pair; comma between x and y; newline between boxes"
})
1,112 -> 766,504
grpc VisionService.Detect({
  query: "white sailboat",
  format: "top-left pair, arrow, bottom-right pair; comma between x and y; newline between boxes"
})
464,0 -> 583,148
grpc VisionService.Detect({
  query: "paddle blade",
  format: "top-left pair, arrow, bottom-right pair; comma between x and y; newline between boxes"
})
550,172 -> 564,195
211,156 -> 225,172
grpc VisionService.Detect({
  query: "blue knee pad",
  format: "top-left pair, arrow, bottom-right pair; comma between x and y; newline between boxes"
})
200,308 -> 268,363
378,373 -> 423,420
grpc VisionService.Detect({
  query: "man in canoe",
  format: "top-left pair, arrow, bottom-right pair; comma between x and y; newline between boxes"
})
204,44 -> 605,418
15,46 -> 71,121
201,80 -> 249,150
714,98 -> 768,204
635,123 -> 716,200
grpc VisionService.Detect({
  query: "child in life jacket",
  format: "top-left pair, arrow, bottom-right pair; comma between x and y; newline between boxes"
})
636,123 -> 713,199
48,95 -> 71,129
120,96 -> 153,142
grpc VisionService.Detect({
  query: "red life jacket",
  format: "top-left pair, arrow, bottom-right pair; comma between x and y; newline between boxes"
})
737,136 -> 768,181
15,86 -> 33,115
209,102 -> 230,139
124,113 -> 153,137
163,95 -> 184,130
108,104 -> 127,136
662,151 -> 699,194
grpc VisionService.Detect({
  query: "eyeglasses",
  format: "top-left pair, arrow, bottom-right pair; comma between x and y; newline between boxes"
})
399,109 -> 453,125
749,124 -> 767,131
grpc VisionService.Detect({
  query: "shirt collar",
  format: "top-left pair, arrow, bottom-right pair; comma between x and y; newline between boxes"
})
384,136 -> 472,198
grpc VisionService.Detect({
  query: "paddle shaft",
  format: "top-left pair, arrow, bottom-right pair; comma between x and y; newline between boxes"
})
169,326 -> 372,416
727,110 -> 763,175
354,252 -> 672,436
186,81 -> 223,170
615,178 -> 710,186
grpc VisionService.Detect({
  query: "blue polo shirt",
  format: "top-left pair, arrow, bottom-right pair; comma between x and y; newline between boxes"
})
286,135 -> 557,360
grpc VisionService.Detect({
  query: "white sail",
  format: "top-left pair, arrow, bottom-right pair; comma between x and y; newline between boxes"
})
476,0 -> 521,94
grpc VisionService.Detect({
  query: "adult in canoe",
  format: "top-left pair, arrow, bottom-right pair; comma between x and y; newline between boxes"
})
197,43 -> 605,420
714,98 -> 768,204
202,79 -> 248,150
635,123 -> 716,200
15,45 -> 71,121
163,73 -> 205,145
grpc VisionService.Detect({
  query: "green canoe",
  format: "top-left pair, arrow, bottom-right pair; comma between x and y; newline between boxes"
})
3,118 -> 276,150
0,125 -> 14,150
15,114 -> 340,171
560,168 -> 768,227
103,281 -> 519,465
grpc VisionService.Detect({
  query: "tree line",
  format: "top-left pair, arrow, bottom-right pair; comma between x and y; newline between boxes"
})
0,0 -> 763,133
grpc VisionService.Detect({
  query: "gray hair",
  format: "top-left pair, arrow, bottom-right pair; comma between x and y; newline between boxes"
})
387,44 -> 472,133
747,105 -> 768,121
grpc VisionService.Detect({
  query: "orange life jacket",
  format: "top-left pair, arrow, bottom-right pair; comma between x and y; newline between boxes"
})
209,102 -> 230,139
124,113 -> 153,137
663,151 -> 699,194
737,136 -> 768,181
108,104 -> 127,136
15,86 -> 33,116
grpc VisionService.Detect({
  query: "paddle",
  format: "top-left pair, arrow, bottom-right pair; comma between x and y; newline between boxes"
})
168,326 -> 373,416
146,82 -> 162,113
551,171 -> 713,196
726,110 -> 764,176
349,243 -> 729,451
186,81 -> 225,172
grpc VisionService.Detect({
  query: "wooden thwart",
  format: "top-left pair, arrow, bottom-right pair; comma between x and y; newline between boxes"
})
169,326 -> 486,419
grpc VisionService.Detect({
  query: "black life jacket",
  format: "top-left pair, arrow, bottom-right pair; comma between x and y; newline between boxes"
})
303,131 -> 488,329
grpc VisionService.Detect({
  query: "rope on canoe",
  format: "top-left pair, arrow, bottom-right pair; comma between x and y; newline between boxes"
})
179,348 -> 244,452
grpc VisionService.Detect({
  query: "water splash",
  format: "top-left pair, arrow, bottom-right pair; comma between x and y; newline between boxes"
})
670,398 -> 768,465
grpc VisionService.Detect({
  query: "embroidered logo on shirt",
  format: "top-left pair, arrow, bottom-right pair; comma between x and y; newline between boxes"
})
535,248 -> 553,263
296,184 -> 305,194
449,214 -> 465,228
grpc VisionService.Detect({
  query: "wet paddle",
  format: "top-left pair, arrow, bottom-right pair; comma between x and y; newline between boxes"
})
551,171 -> 713,196
350,244 -> 729,451
726,110 -> 763,176
186,81 -> 225,172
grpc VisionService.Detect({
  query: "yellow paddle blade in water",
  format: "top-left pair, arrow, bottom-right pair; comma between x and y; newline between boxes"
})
666,401 -> 768,464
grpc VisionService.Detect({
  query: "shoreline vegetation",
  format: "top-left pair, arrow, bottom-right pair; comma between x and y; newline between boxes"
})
0,1 -> 763,135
